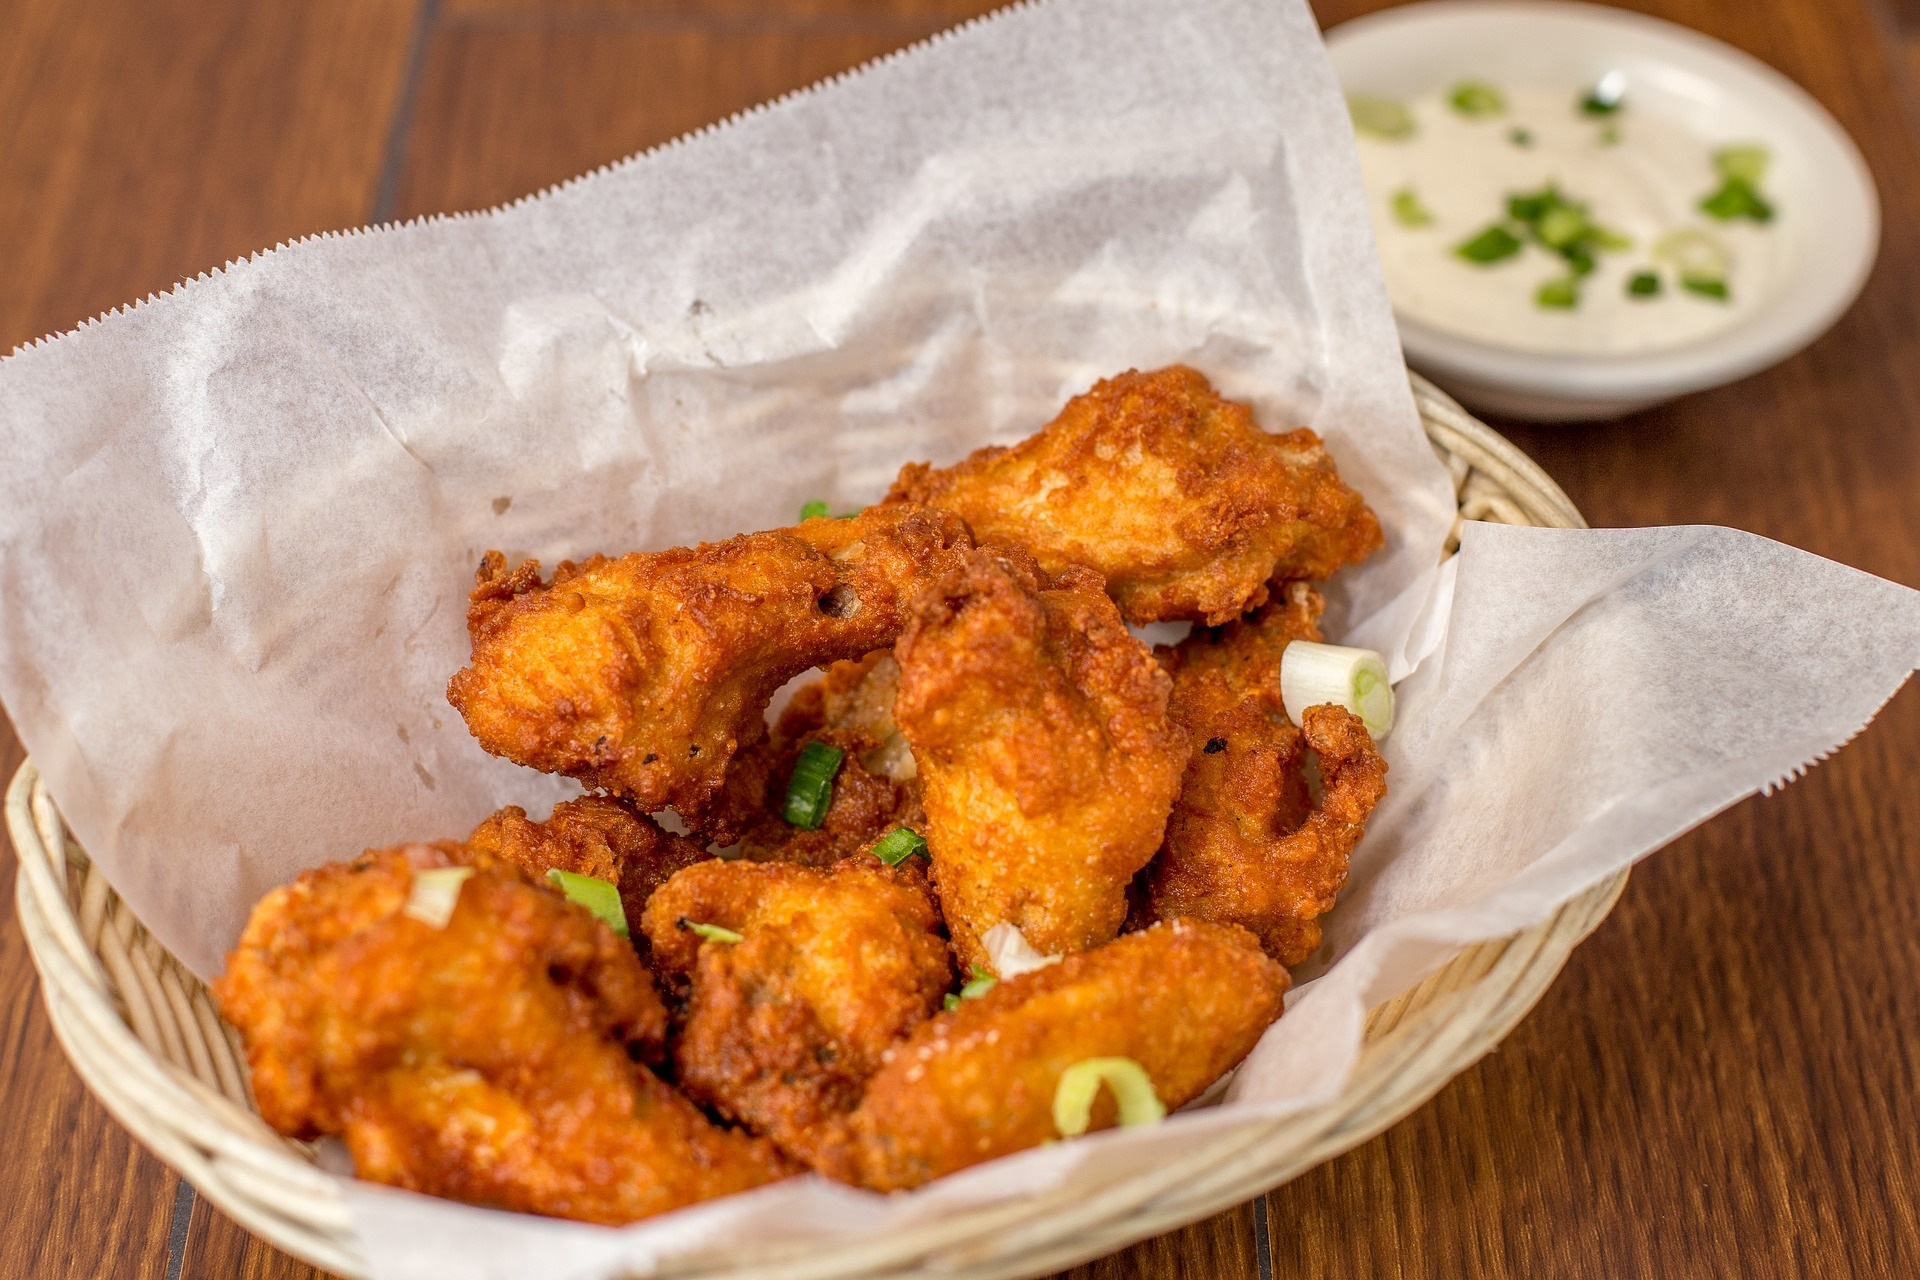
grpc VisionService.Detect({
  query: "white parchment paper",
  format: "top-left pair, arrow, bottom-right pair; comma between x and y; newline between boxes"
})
1,0 -> 1916,1276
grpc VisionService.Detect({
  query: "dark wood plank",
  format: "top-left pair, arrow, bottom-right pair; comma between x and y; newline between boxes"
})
0,0 -> 422,354
0,2 -> 420,1276
393,8 -> 1002,220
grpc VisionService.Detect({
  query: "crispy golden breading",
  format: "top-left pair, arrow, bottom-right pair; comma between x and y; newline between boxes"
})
893,545 -> 1186,973
886,366 -> 1382,626
446,504 -> 972,831
701,681 -> 924,868
467,795 -> 711,953
640,858 -> 951,1164
815,919 -> 1288,1191
212,846 -> 790,1224
1142,591 -> 1387,965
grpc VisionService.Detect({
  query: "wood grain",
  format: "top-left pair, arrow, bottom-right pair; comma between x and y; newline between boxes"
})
1,0 -> 1918,1277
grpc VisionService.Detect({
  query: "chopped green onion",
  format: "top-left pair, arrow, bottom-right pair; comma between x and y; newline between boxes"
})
1535,205 -> 1587,249
981,922 -> 1062,979
1654,229 -> 1732,281
546,869 -> 628,938
1052,1058 -> 1166,1137
1508,127 -> 1534,148
1535,277 -> 1580,309
871,826 -> 928,867
1581,71 -> 1625,116
1456,225 -> 1523,264
404,867 -> 474,929
1448,80 -> 1506,118
1714,144 -> 1771,186
1280,641 -> 1393,739
1389,187 -> 1434,228
1348,94 -> 1415,140
679,918 -> 743,944
1700,180 -> 1773,223
782,741 -> 846,829
943,964 -> 997,1010
1681,276 -> 1730,301
799,499 -> 831,520
1627,270 -> 1662,298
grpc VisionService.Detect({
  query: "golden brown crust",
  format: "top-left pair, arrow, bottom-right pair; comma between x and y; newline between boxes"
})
466,795 -> 712,956
816,919 -> 1288,1190
893,545 -> 1186,972
446,504 -> 972,829
886,366 -> 1382,625
212,846 -> 790,1224
1141,592 -> 1387,966
640,858 -> 951,1165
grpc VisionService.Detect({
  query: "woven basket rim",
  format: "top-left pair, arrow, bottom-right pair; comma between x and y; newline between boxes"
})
5,377 -> 1622,1280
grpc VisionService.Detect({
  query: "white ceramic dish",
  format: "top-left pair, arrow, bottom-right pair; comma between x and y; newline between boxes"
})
1326,0 -> 1880,421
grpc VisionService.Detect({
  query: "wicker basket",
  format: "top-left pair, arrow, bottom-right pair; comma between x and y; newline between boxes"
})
7,374 -> 1617,1280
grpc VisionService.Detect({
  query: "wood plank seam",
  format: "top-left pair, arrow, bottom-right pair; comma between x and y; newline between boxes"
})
372,0 -> 446,225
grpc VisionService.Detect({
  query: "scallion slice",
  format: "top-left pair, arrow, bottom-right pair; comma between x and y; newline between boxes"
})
1279,641 -> 1393,739
942,964 -> 997,1011
1347,94 -> 1415,141
1389,187 -> 1434,228
1052,1058 -> 1166,1137
799,499 -> 831,520
546,869 -> 628,938
403,867 -> 474,929
1447,80 -> 1506,118
871,826 -> 928,867
1455,224 -> 1523,264
782,741 -> 846,829
679,918 -> 743,944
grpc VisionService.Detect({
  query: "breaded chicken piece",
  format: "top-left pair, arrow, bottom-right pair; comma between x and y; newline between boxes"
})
701,680 -> 923,869
815,919 -> 1287,1191
641,858 -> 951,1164
213,845 -> 789,1224
886,366 -> 1382,626
893,545 -> 1186,973
447,504 -> 973,832
1142,589 -> 1388,965
466,795 -> 712,957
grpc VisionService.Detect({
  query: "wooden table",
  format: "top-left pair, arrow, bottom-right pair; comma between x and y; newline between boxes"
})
2,0 -> 1916,1275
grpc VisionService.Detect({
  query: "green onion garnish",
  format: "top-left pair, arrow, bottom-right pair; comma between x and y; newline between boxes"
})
1627,270 -> 1662,298
1508,127 -> 1534,148
1581,71 -> 1625,116
1052,1058 -> 1166,1137
799,500 -> 831,520
871,827 -> 928,867
782,741 -> 845,829
403,867 -> 474,929
1535,277 -> 1580,309
1280,641 -> 1394,739
1455,225 -> 1523,264
546,869 -> 628,938
1448,80 -> 1505,118
942,964 -> 996,1011
1700,144 -> 1774,223
1681,276 -> 1730,301
679,918 -> 743,944
1347,94 -> 1415,141
1389,187 -> 1434,228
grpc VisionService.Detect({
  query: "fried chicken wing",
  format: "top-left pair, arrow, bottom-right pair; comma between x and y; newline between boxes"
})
816,919 -> 1287,1190
213,845 -> 789,1224
893,545 -> 1186,972
466,795 -> 712,957
447,504 -> 972,830
886,366 -> 1382,626
701,678 -> 923,868
640,857 -> 951,1164
1141,587 -> 1388,964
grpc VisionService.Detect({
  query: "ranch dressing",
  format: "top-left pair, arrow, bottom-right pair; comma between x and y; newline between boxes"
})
1353,82 -> 1788,355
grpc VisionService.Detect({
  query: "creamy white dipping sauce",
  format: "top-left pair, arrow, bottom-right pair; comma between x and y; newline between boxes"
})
1353,82 -> 1789,356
